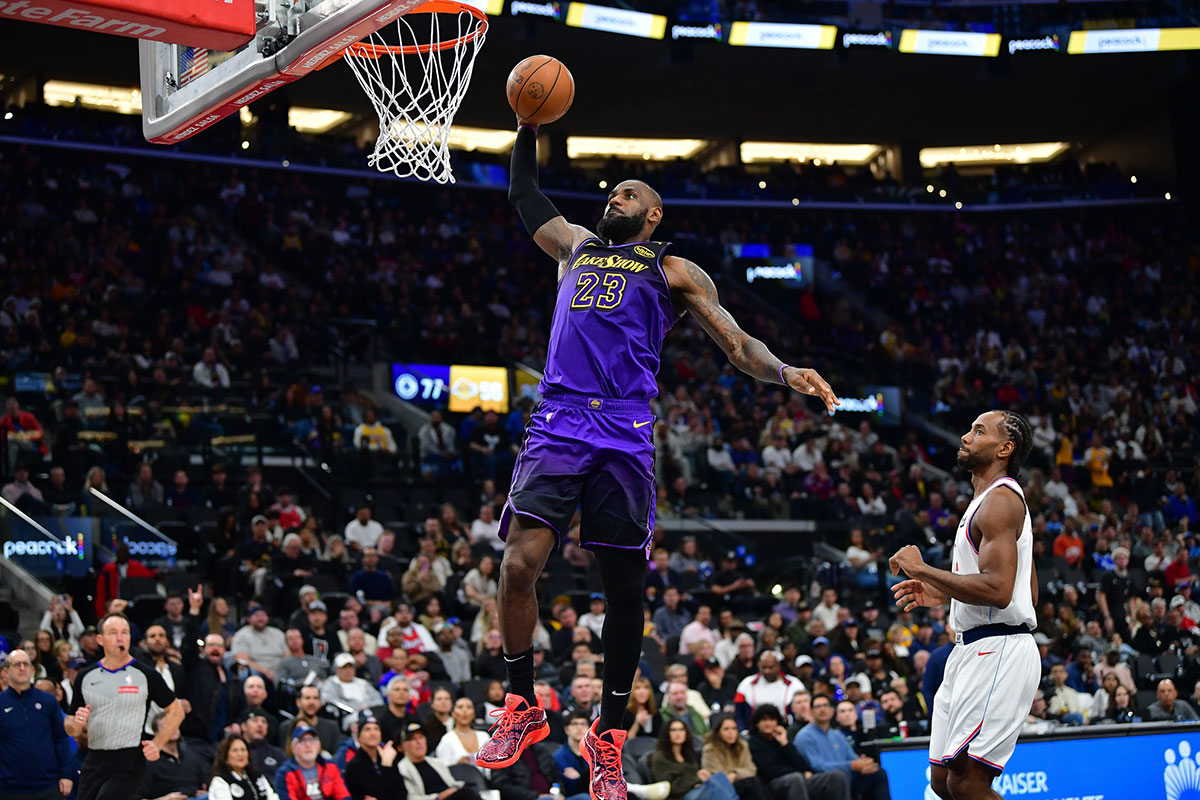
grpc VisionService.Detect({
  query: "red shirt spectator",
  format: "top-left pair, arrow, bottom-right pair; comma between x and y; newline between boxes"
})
1165,550 -> 1191,593
95,543 -> 156,618
1053,529 -> 1086,568
0,398 -> 48,456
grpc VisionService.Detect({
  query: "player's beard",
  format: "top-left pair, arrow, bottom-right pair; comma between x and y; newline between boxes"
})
956,447 -> 988,473
596,208 -> 647,244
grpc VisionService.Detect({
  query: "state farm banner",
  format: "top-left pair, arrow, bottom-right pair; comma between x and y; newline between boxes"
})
0,0 -> 255,49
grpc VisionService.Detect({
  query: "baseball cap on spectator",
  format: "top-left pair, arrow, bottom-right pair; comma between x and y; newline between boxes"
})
862,600 -> 877,611
865,648 -> 883,659
333,652 -> 356,669
1112,547 -> 1130,560
299,584 -> 318,599
247,604 -> 267,617
68,657 -> 87,669
240,709 -> 268,723
81,625 -> 97,637
446,617 -> 461,626
308,600 -> 328,613
357,710 -> 380,731
434,622 -> 454,634
794,655 -> 814,668
251,515 -> 268,526
842,618 -> 858,628
1106,643 -> 1121,655
589,592 -> 604,601
400,722 -> 426,742
1171,595 -> 1187,609
291,724 -> 319,741
703,659 -> 721,670
812,636 -> 830,647
723,551 -> 738,561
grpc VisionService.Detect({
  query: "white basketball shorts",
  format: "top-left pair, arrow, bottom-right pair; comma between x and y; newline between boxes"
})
929,632 -> 1040,772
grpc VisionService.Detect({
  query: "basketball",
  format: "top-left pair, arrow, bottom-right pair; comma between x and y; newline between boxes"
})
506,55 -> 575,126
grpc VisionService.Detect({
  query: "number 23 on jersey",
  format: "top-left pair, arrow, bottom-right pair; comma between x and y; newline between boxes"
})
570,271 -> 627,311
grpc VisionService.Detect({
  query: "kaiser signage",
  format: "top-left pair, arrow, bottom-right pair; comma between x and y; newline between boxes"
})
879,728 -> 1200,799
2,517 -> 94,578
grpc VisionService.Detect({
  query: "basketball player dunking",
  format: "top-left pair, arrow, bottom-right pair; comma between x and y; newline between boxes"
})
473,122 -> 839,800
889,411 -> 1040,800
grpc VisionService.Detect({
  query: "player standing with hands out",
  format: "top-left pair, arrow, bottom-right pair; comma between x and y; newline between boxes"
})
65,612 -> 186,800
476,56 -> 841,800
889,411 -> 1039,800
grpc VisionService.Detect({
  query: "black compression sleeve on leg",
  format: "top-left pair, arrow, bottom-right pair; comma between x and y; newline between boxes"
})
594,547 -> 649,733
508,124 -> 562,236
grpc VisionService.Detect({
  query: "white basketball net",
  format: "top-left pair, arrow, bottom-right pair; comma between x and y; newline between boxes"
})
343,4 -> 487,184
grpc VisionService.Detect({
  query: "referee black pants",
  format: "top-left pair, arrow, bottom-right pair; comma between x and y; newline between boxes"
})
78,748 -> 145,800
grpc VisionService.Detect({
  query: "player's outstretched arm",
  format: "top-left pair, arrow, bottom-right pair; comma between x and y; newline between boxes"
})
664,255 -> 840,413
889,489 -> 1023,608
508,124 -> 593,276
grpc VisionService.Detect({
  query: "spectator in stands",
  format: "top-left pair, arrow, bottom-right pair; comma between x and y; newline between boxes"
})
138,711 -> 211,800
709,553 -> 757,607
303,600 -> 341,661
1148,679 -> 1199,721
698,657 -> 737,713
812,590 -> 841,633
343,710 -> 403,800
649,718 -> 738,800
184,632 -> 242,743
419,410 -> 459,479
370,676 -> 415,743
1099,685 -> 1136,724
625,676 -> 663,740
94,541 -> 155,618
579,594 -> 607,638
793,694 -> 889,800
701,714 -> 770,800
345,505 -> 384,552
352,407 -> 398,454
241,709 -> 286,781
337,609 -> 377,656
746,705 -> 849,800
40,594 -> 83,649
1168,483 -> 1200,527
1,397 -> 48,470
1,463 -> 45,511
661,680 -> 709,737
1093,643 -> 1135,693
194,347 -> 232,390
679,605 -> 719,656
397,722 -> 481,800
350,547 -> 395,607
733,651 -> 804,730
403,554 -> 447,605
127,462 -> 164,511
278,628 -> 330,686
323,652 -> 379,725
232,676 -> 280,740
1053,522 -> 1085,568
285,686 -> 348,762
1046,664 -> 1086,725
653,586 -> 691,643
208,733 -> 281,800
206,463 -> 237,511
275,724 -> 351,800
1066,647 -> 1100,694
271,488 -> 307,530
436,697 -> 490,768
459,555 -> 497,610
380,600 -> 436,656
232,603 -> 288,682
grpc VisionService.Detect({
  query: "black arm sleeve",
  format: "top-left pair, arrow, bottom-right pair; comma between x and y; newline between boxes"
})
508,125 -> 562,236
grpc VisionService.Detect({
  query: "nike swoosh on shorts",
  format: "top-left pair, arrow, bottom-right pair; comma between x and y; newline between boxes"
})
633,420 -> 652,428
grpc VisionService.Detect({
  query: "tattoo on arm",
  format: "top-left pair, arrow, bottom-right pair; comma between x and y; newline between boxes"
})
678,259 -> 785,383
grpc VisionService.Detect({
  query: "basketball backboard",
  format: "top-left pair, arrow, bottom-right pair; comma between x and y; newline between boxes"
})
138,0 -> 437,144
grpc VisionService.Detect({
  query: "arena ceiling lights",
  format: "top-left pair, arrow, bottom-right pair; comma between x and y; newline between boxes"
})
740,142 -> 881,166
288,107 -> 354,134
567,136 -> 708,161
43,81 -> 142,115
1067,27 -> 1200,53
919,142 -> 1068,167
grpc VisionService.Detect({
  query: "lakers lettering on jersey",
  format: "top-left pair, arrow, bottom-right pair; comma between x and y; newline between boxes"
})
541,239 -> 679,402
949,476 -> 1037,633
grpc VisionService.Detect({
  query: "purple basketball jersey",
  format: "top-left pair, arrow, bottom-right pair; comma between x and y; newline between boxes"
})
540,239 -> 679,401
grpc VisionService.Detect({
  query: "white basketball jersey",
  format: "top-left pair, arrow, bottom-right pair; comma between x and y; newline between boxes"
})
948,476 -> 1036,632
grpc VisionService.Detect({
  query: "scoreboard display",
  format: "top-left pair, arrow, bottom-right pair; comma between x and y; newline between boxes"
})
391,363 -> 510,413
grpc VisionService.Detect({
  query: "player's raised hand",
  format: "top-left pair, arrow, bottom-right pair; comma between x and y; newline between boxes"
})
784,367 -> 840,414
74,705 -> 91,729
142,740 -> 161,761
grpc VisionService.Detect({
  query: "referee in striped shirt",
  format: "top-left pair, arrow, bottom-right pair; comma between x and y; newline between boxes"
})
64,612 -> 186,800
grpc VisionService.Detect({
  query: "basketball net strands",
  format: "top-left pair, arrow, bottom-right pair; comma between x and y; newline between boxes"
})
12,0 -> 489,183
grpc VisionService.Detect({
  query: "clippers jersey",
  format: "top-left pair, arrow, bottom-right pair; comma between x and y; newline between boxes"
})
541,239 -> 679,402
949,476 -> 1036,633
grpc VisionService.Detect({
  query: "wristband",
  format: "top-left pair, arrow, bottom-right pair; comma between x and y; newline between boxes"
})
518,122 -> 538,132
778,364 -> 789,385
